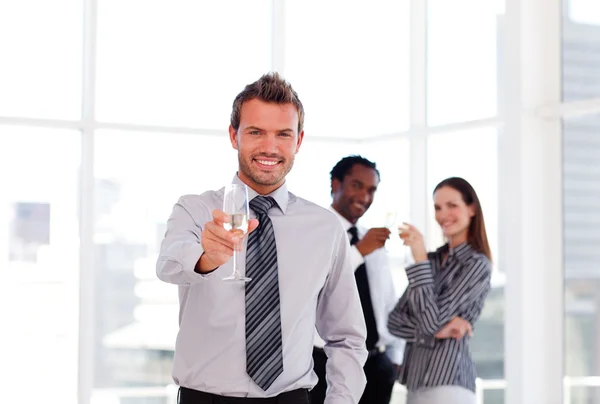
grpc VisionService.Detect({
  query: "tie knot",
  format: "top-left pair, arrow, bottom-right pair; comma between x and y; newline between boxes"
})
250,196 -> 276,215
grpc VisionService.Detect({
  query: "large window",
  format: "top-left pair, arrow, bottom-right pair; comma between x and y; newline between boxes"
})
0,0 -> 82,119
563,2 -> 600,103
563,113 -> 600,404
92,131 -> 234,392
0,129 -> 80,403
427,1 -> 504,399
562,1 -> 600,402
284,1 -> 410,138
9,0 -> 585,403
96,0 -> 272,128
427,0 -> 503,125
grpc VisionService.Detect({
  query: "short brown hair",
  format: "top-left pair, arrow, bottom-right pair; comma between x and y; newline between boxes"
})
230,72 -> 304,133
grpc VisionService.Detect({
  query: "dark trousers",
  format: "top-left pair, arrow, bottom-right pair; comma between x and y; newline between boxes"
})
179,386 -> 310,404
310,347 -> 396,404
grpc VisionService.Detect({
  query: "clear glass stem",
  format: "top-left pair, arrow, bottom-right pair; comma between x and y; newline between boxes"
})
232,243 -> 240,277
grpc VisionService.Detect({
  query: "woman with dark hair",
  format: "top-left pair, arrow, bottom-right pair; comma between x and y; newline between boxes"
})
387,177 -> 492,404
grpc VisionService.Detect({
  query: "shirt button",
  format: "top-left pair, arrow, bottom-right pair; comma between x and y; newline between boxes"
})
419,339 -> 425,344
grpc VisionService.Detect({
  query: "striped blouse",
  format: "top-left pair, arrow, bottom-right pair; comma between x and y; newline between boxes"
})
387,242 -> 492,392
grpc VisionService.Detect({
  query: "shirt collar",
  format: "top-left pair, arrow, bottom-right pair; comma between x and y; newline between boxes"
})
437,241 -> 473,262
231,174 -> 289,214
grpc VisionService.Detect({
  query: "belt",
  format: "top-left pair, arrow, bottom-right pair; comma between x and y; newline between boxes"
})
179,386 -> 309,403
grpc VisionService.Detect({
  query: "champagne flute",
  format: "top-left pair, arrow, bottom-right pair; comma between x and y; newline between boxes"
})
398,223 -> 413,266
383,210 -> 398,229
222,184 -> 251,282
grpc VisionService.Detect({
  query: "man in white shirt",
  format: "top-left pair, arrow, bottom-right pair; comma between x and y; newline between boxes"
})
311,155 -> 405,404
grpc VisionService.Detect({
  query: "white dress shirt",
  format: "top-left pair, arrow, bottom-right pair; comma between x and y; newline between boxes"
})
314,207 -> 406,364
156,175 -> 368,403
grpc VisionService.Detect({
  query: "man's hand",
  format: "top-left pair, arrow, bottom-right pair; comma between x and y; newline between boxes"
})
355,227 -> 391,257
435,316 -> 473,340
196,209 -> 259,273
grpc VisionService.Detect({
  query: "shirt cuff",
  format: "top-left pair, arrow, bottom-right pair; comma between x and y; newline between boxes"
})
415,331 -> 436,348
405,261 -> 434,287
182,243 -> 216,279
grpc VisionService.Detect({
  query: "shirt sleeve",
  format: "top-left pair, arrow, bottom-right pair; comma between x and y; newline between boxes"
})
315,227 -> 368,404
403,255 -> 492,336
155,197 -> 214,284
387,296 -> 418,341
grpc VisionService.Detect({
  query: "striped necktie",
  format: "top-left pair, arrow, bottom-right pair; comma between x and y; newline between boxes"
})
245,196 -> 283,390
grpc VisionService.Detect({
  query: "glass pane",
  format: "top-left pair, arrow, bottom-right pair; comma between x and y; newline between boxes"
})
96,0 -> 272,128
427,0 -> 504,125
483,389 -> 505,404
284,1 -> 410,138
567,0 -> 600,26
0,1 -> 82,119
427,128 -> 504,393
568,387 -> 600,404
563,113 -> 600,404
92,131 -> 241,403
563,1 -> 600,102
359,138 -> 411,302
0,127 -> 80,403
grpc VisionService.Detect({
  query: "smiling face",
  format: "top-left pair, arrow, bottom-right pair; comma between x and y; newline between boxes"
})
331,164 -> 379,224
433,185 -> 475,246
229,98 -> 304,195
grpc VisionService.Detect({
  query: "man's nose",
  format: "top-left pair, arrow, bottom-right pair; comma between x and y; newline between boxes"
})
356,190 -> 370,204
260,134 -> 278,153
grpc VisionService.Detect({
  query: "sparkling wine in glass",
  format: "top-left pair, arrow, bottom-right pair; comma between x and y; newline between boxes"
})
222,184 -> 251,282
383,211 -> 398,229
398,222 -> 413,266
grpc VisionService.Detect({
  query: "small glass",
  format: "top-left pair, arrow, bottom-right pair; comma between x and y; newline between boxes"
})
222,184 -> 251,282
398,223 -> 413,266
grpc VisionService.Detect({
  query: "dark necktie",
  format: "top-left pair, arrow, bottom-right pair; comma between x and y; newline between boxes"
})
348,226 -> 380,350
245,196 -> 283,390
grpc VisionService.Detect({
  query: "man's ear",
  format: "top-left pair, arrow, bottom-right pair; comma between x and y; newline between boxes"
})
295,130 -> 304,153
229,125 -> 239,150
331,178 -> 341,195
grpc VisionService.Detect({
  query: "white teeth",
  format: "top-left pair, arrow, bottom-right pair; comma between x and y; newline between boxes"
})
257,160 -> 278,166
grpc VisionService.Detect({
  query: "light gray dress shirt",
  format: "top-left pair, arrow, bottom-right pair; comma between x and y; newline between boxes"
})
156,175 -> 368,403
